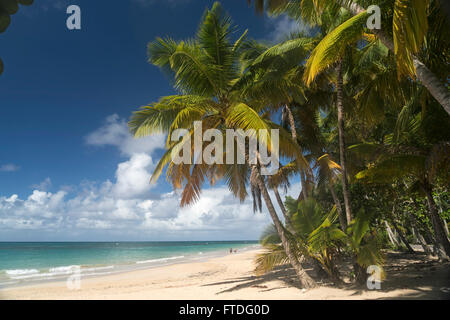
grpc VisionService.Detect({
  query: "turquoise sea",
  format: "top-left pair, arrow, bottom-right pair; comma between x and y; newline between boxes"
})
0,241 -> 259,287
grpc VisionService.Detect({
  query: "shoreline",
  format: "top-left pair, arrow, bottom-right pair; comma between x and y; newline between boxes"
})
1,248 -> 449,300
0,244 -> 260,291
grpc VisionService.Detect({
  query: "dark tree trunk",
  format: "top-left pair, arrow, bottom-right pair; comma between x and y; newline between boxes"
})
330,184 -> 347,231
391,220 -> 415,254
422,184 -> 450,258
353,262 -> 366,286
336,62 -> 353,225
409,199 -> 443,258
415,227 -> 433,256
390,203 -> 415,254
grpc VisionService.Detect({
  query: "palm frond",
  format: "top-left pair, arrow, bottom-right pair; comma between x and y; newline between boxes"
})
304,10 -> 369,86
393,0 -> 430,78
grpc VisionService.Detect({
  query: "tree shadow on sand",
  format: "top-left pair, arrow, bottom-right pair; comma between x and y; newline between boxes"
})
203,251 -> 450,299
201,265 -> 305,295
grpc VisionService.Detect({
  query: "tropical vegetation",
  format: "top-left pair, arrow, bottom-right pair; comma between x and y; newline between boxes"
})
129,1 -> 449,288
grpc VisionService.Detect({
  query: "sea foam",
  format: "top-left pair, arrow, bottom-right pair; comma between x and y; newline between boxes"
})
136,256 -> 185,264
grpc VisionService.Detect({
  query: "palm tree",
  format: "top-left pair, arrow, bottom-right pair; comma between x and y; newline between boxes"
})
335,60 -> 353,225
128,2 -> 316,288
248,0 -> 450,115
256,198 -> 385,285
243,4 -> 356,224
256,198 -> 347,284
236,35 -> 317,200
238,28 -> 352,228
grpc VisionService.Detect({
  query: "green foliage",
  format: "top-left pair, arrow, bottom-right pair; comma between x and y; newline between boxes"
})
256,198 -> 348,279
347,209 -> 385,270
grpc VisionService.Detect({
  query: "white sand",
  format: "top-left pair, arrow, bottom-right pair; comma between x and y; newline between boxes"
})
1,249 -> 448,300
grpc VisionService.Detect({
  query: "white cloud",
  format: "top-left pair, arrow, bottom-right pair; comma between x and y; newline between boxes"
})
267,15 -> 311,43
0,114 -> 299,240
0,182 -> 282,240
85,114 -> 165,157
0,163 -> 20,172
31,177 -> 52,191
113,153 -> 155,198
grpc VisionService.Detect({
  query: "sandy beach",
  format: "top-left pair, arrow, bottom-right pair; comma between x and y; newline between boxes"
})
1,248 -> 449,300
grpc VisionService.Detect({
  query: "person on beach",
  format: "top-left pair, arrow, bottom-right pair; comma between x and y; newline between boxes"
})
229,248 -> 232,254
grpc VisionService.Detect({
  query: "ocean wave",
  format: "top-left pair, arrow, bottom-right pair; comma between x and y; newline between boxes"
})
6,265 -> 115,280
136,255 -> 185,264
49,265 -> 80,274
6,269 -> 39,276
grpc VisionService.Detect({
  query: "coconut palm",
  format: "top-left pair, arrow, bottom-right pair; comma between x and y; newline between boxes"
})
128,2 -> 316,288
248,0 -> 450,115
256,198 -> 347,283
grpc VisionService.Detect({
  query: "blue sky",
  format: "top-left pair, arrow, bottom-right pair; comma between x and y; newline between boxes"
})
0,0 -> 304,241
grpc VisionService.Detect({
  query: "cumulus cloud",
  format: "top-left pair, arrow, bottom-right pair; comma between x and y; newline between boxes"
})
0,114 -> 297,240
85,114 -> 165,157
0,182 -> 281,240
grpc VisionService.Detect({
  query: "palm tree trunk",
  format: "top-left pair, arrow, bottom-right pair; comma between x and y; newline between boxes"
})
253,165 -> 317,288
273,184 -> 329,280
335,0 -> 450,115
409,198 -> 442,257
285,105 -> 311,199
414,227 -> 433,256
390,202 -> 415,253
422,184 -> 450,258
273,188 -> 289,223
391,220 -> 415,254
336,62 -> 353,225
385,220 -> 400,247
329,184 -> 347,231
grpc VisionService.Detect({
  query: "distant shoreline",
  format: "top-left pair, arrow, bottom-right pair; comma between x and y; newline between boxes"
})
0,242 -> 260,290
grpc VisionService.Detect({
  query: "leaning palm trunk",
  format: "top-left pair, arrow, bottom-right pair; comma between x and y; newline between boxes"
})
414,227 -> 433,256
391,220 -> 415,254
336,62 -> 353,224
409,198 -> 443,258
390,202 -> 415,254
385,220 -> 401,248
422,185 -> 450,258
273,188 -> 289,224
251,164 -> 316,288
285,105 -> 311,199
336,0 -> 450,115
329,183 -> 347,231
